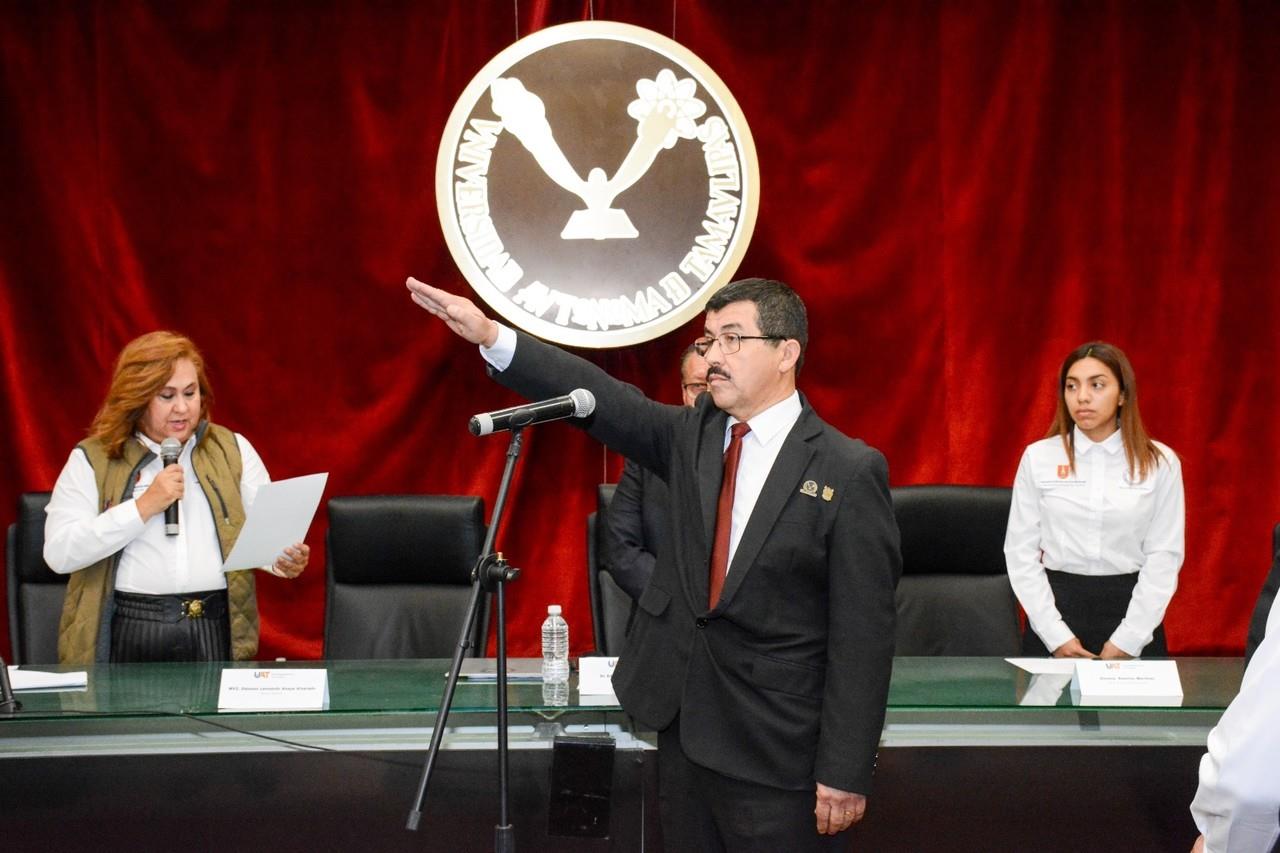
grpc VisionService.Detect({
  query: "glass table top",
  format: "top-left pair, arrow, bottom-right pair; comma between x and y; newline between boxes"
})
2,656 -> 1244,721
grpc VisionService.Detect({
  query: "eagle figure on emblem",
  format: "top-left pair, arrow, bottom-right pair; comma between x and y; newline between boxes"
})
489,70 -> 707,240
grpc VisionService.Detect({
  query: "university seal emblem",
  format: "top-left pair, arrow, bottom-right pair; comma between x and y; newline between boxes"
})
437,21 -> 759,347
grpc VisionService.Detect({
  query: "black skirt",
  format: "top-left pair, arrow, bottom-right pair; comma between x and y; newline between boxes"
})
110,589 -> 231,663
1020,569 -> 1167,657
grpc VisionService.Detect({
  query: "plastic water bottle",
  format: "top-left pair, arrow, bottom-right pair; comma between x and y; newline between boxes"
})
541,679 -> 569,707
541,604 -> 570,685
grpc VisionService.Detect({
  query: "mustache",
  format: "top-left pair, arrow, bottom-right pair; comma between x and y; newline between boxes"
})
706,366 -> 730,381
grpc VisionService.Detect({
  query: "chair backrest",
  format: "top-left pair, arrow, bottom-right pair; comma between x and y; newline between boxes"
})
324,495 -> 487,660
587,483 -> 632,656
6,491 -> 66,664
891,484 -> 1020,656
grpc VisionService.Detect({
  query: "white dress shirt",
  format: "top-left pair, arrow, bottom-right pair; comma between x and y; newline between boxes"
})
1003,426 -> 1185,656
1191,602 -> 1280,852
722,394 -> 802,574
480,324 -> 803,574
44,432 -> 270,594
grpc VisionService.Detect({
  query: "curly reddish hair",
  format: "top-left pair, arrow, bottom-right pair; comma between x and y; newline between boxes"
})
88,331 -> 215,458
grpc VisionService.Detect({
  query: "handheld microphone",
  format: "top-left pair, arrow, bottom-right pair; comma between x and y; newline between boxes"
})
160,437 -> 181,536
469,389 -> 596,436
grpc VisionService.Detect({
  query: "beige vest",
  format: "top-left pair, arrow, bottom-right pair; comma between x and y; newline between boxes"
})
57,422 -> 259,663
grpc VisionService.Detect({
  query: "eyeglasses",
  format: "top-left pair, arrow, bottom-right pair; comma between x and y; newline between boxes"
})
692,333 -> 785,357
681,382 -> 709,394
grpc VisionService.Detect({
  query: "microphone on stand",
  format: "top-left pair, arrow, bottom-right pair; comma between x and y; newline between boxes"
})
160,437 -> 181,536
469,389 -> 596,436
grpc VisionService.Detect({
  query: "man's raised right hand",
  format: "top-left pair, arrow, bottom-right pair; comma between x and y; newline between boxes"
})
406,277 -> 499,347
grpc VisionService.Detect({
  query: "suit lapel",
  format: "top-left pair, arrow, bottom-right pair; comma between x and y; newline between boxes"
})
715,404 -> 822,610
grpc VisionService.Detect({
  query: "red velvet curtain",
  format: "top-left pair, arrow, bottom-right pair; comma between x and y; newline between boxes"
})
2,1 -> 1277,659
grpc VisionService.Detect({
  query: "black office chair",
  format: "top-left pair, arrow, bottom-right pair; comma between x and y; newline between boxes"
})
891,484 -> 1020,656
587,483 -> 633,656
1244,522 -> 1280,662
6,491 -> 66,665
324,495 -> 488,660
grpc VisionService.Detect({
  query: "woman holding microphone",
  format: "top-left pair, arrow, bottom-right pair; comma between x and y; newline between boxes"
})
43,331 -> 309,664
1004,342 -> 1185,658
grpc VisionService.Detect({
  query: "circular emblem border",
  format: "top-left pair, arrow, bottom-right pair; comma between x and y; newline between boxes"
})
435,20 -> 760,348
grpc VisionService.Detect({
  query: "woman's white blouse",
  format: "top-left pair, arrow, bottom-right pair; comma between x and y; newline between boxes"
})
43,432 -> 270,595
1003,426 -> 1185,656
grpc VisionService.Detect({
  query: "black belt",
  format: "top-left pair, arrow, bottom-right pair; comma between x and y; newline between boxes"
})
113,589 -> 229,623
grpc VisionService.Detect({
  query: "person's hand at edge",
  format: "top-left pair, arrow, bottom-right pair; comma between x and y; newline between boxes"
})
135,464 -> 184,522
270,542 -> 309,579
406,277 -> 498,347
1053,637 -> 1097,658
1100,640 -> 1133,660
815,783 -> 866,835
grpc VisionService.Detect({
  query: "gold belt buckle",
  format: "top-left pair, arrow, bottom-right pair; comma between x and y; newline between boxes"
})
182,598 -> 205,619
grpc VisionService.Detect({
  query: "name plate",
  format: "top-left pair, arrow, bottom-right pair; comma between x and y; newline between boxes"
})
1070,660 -> 1183,707
577,656 -> 618,699
218,668 -> 330,711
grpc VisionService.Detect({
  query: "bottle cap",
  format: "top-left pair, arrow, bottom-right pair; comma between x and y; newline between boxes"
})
547,604 -> 562,615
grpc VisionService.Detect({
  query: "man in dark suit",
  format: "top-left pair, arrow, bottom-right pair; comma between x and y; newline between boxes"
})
605,344 -> 708,603
407,275 -> 901,850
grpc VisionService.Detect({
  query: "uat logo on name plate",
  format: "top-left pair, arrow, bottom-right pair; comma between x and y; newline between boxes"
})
436,21 -> 760,348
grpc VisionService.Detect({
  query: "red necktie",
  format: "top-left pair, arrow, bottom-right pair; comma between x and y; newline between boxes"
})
709,422 -> 751,608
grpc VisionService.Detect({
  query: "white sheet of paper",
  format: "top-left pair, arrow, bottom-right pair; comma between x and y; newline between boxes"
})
1005,657 -> 1078,675
459,658 -> 544,682
222,472 -> 327,571
1018,672 -> 1074,706
217,668 -> 329,711
8,666 -> 88,692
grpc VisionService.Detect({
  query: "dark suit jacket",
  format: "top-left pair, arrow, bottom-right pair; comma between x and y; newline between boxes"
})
493,331 -> 901,794
604,459 -> 667,602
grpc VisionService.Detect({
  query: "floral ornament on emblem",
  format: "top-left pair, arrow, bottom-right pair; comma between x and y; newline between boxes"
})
628,69 -> 707,150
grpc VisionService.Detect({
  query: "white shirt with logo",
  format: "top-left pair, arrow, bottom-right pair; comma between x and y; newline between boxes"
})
1003,426 -> 1185,656
44,432 -> 270,595
1191,600 -> 1280,853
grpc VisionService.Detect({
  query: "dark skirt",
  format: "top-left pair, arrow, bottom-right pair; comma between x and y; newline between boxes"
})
1020,570 -> 1167,657
110,589 -> 231,663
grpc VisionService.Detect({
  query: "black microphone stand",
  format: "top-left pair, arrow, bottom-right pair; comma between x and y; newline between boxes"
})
0,655 -> 22,714
407,426 -> 526,852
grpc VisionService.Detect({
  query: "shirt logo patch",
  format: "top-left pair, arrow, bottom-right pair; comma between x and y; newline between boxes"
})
1056,464 -> 1071,479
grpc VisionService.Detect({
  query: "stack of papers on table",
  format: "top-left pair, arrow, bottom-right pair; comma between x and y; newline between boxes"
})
7,667 -> 88,692
459,658 -> 544,682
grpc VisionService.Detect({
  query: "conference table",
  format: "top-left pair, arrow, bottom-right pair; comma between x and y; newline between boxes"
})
0,656 -> 1242,852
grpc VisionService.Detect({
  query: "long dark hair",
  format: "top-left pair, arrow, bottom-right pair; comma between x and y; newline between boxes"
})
1046,341 -> 1165,481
